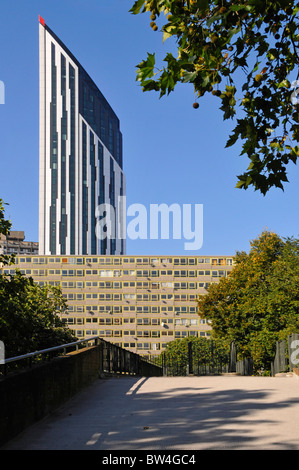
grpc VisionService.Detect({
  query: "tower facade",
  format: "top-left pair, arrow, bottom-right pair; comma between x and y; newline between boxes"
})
39,17 -> 125,255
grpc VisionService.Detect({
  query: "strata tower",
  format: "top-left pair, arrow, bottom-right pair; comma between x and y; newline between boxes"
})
39,17 -> 125,255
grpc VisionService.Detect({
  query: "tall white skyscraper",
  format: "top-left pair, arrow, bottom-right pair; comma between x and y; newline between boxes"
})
39,16 -> 125,255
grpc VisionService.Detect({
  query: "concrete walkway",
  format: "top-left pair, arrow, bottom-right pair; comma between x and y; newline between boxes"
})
2,374 -> 299,450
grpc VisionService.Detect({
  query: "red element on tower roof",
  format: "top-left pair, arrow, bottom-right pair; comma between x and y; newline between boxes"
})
39,16 -> 45,26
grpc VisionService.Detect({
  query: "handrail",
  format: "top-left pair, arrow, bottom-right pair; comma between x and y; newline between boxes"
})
3,336 -> 104,365
2,336 -> 161,368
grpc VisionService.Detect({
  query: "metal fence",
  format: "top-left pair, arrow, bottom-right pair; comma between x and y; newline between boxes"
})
271,333 -> 299,376
159,341 -> 234,376
161,358 -> 230,376
159,341 -> 256,377
158,333 -> 299,377
100,339 -> 163,376
236,357 -> 253,376
0,336 -> 163,377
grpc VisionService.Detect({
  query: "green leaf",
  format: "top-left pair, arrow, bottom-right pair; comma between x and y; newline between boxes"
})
142,79 -> 160,92
230,4 -> 248,11
129,0 -> 145,14
226,131 -> 239,148
181,71 -> 197,83
197,0 -> 209,11
136,53 -> 156,82
277,79 -> 290,89
162,24 -> 176,42
235,180 -> 246,189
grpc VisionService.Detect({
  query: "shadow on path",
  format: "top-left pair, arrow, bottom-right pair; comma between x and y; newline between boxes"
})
2,375 -> 299,450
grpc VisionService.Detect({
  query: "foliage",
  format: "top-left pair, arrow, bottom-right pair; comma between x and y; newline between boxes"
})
0,200 -> 76,359
0,270 -> 77,358
0,199 -> 14,266
198,231 -> 299,371
130,0 -> 299,194
160,335 -> 230,374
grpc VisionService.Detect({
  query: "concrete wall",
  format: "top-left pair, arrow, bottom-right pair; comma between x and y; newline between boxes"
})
0,345 -> 103,446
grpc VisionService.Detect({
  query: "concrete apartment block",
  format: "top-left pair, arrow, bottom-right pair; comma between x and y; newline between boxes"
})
2,255 -> 234,359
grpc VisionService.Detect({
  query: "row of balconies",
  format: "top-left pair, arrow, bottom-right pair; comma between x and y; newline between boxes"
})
62,316 -> 210,326
15,256 -> 233,267
9,268 -> 230,278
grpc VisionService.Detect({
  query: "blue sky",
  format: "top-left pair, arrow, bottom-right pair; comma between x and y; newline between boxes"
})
0,0 -> 299,256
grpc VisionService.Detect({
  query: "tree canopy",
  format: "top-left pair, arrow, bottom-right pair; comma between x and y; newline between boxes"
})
130,0 -> 299,195
0,200 -> 76,359
198,231 -> 299,371
0,199 -> 14,266
0,270 -> 77,358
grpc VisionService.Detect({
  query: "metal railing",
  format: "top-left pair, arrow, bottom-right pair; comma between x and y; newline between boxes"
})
0,336 -> 163,377
1,336 -> 101,374
236,357 -> 253,376
271,333 -> 299,376
156,341 -> 234,376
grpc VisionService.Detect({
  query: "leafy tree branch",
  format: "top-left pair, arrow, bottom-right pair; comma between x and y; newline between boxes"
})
130,0 -> 299,194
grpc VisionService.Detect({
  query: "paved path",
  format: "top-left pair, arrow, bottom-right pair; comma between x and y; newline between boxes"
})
2,374 -> 299,450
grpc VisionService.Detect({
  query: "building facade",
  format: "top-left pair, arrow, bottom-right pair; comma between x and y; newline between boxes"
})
3,255 -> 234,358
0,232 -> 38,256
39,17 -> 125,256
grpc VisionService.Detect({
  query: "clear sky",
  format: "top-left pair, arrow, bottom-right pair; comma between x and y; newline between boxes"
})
0,0 -> 299,256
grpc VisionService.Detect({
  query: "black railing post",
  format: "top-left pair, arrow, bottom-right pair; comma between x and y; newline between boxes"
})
229,341 -> 236,373
188,341 -> 193,375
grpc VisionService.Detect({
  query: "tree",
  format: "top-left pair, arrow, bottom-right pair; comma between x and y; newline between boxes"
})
0,199 -> 77,358
197,231 -> 299,371
0,270 -> 77,358
0,199 -> 14,266
130,0 -> 299,194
